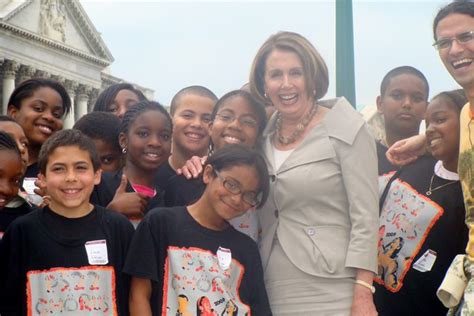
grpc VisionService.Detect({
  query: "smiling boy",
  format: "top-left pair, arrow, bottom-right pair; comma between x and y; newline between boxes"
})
157,86 -> 217,204
0,129 -> 134,316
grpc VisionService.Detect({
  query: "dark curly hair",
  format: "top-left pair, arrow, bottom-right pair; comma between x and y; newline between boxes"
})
73,111 -> 122,154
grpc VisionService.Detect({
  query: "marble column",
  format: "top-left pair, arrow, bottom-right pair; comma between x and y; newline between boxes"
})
75,84 -> 90,121
88,88 -> 99,112
2,60 -> 18,114
63,80 -> 78,129
16,65 -> 35,85
34,69 -> 50,79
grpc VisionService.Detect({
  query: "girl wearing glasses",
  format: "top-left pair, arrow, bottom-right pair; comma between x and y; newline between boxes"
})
125,144 -> 272,316
164,89 -> 267,241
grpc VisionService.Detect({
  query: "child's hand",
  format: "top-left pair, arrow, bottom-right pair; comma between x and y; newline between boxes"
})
33,178 -> 47,197
386,134 -> 426,166
176,156 -> 206,179
107,175 -> 149,216
38,195 -> 51,208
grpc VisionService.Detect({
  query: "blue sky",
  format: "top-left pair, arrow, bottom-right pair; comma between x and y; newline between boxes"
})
81,0 -> 459,109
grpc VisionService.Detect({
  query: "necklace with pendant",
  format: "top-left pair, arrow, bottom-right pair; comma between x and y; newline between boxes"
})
426,174 -> 458,196
276,103 -> 318,145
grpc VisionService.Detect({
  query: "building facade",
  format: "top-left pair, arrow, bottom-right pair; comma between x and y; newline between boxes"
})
0,0 -> 153,128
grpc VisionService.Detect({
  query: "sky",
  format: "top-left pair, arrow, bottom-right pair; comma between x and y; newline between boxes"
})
80,0 -> 460,110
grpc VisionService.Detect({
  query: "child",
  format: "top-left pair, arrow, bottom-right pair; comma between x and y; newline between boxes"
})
73,111 -> 123,173
0,115 -> 29,173
125,144 -> 272,316
156,86 -> 217,190
91,100 -> 172,227
0,129 -> 134,315
165,90 -> 267,241
0,131 -> 31,241
7,78 -> 71,178
374,90 -> 468,315
7,79 -> 71,205
376,66 -> 429,175
93,83 -> 147,119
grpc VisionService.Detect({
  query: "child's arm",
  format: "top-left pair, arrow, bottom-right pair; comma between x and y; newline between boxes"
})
129,277 -> 152,316
248,246 -> 272,315
386,134 -> 427,166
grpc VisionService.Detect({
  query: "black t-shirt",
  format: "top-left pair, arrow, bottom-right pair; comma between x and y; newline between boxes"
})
377,141 -> 398,176
155,160 -> 176,190
24,162 -> 39,179
163,173 -> 205,207
0,205 -> 134,316
124,206 -> 272,315
91,169 -> 164,225
374,156 -> 468,316
0,197 -> 32,240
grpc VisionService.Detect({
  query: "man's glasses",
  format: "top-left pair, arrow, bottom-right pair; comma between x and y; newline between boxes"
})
215,113 -> 258,129
433,31 -> 474,50
214,170 -> 261,207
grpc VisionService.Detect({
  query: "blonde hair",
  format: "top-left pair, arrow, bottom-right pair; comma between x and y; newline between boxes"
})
249,31 -> 329,104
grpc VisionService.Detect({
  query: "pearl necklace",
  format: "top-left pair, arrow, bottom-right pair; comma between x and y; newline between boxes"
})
276,104 -> 318,145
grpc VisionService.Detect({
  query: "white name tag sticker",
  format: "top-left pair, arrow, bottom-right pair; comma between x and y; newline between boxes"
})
413,249 -> 437,272
216,246 -> 232,271
85,240 -> 108,265
22,177 -> 38,195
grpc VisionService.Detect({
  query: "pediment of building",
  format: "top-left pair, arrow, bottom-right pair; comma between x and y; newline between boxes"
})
0,0 -> 113,66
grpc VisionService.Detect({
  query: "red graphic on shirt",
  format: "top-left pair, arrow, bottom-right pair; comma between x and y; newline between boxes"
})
375,179 -> 443,292
26,266 -> 117,316
162,246 -> 250,315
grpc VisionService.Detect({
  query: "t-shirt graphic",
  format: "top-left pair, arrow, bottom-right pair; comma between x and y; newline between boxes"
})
26,266 -> 117,315
375,179 -> 443,292
163,246 -> 249,316
378,171 -> 396,197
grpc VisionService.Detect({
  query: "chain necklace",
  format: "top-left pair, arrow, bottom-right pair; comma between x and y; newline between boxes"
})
426,174 -> 459,196
276,104 -> 318,145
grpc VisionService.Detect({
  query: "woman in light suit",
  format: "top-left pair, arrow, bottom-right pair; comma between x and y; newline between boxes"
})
249,31 -> 379,315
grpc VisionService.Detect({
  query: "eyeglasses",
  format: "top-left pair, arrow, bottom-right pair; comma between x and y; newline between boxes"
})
433,31 -> 474,50
215,113 -> 258,129
214,170 -> 261,207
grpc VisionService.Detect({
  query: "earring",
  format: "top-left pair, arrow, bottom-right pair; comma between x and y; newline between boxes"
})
313,89 -> 317,97
264,92 -> 268,98
122,147 -> 127,154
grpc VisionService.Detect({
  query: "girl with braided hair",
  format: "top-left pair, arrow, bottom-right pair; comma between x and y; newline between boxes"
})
91,100 -> 171,227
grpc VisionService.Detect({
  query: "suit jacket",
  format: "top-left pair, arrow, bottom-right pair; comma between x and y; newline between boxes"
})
258,97 -> 379,279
